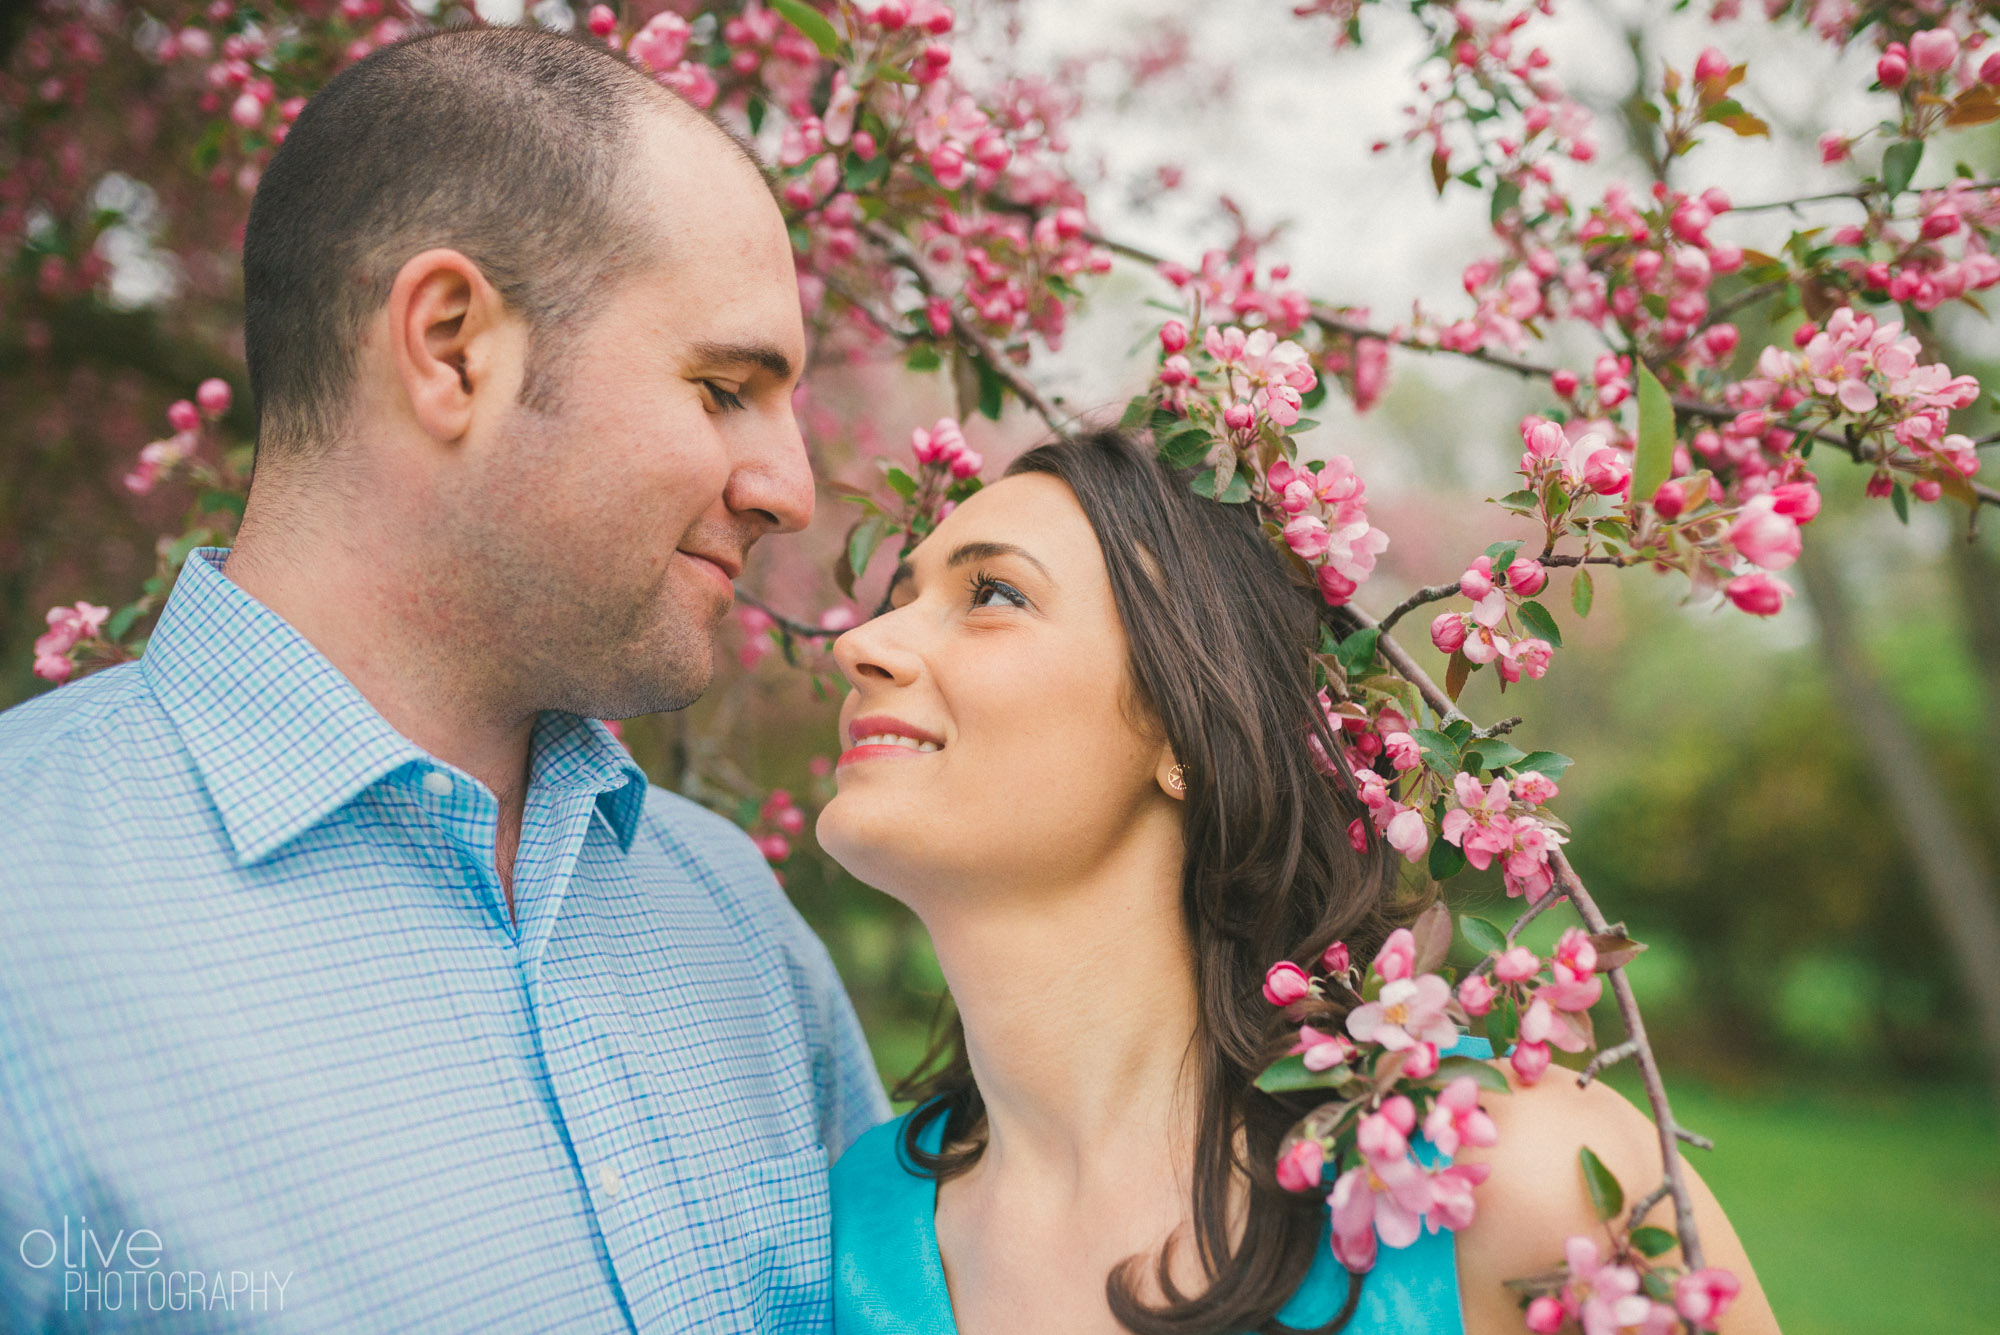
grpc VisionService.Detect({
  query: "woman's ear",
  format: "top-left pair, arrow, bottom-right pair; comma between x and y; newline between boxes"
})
1157,749 -> 1187,801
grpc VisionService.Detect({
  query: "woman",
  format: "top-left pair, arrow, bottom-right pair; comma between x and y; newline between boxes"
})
818,429 -> 1777,1335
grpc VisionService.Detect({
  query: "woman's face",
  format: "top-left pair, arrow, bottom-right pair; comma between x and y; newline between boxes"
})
816,472 -> 1181,907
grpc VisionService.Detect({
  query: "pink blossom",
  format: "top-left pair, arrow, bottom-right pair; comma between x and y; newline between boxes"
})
1457,973 -> 1496,1016
1159,320 -> 1188,353
1323,941 -> 1351,973
1283,515 -> 1332,560
1373,927 -> 1415,982
1294,1023 -> 1355,1071
1512,771 -> 1558,805
1493,946 -> 1539,983
1430,613 -> 1468,655
1727,494 -> 1801,571
1693,47 -> 1730,84
1329,1150 -> 1431,1272
1275,1138 -> 1325,1193
1877,51 -> 1908,87
627,10 -> 691,71
1505,557 -> 1546,596
585,5 -> 617,37
197,379 -> 231,420
1425,1160 -> 1491,1232
1263,960 -> 1312,1006
1402,1041 -> 1439,1079
753,833 -> 790,863
1348,973 -> 1457,1051
1909,28 -> 1959,75
1564,1236 -> 1680,1335
1459,555 -> 1495,601
1675,1268 -> 1742,1330
1382,731 -> 1422,773
1510,1039 -> 1552,1085
1726,571 -> 1793,616
1423,1077 -> 1499,1158
166,399 -> 201,434
1525,1296 -> 1566,1333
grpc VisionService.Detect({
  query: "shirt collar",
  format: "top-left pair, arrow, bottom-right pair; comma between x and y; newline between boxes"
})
144,549 -> 647,865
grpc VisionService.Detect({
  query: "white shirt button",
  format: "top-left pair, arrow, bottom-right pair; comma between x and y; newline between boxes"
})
596,1164 -> 622,1200
422,770 -> 454,798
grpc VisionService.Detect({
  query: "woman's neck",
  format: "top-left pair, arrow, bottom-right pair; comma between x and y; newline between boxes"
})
921,828 -> 1203,1184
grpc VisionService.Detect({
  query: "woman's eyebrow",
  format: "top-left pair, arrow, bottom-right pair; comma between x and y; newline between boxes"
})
885,540 -> 1054,602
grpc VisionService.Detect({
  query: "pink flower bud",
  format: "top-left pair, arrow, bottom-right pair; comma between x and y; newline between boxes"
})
1651,478 -> 1687,520
754,833 -> 791,863
166,399 -> 201,434
1913,477 -> 1943,502
1457,974 -> 1496,1016
1693,47 -> 1730,84
1877,52 -> 1908,87
1263,960 -> 1312,1007
196,377 -> 231,418
1583,446 -> 1631,496
1510,1039 -> 1552,1085
1323,940 -> 1350,973
1493,946 -> 1540,983
1676,1267 -> 1742,1329
1222,403 -> 1255,432
1770,480 -> 1821,524
1725,571 -> 1793,617
1819,132 -> 1851,164
1504,557 -> 1546,596
1316,566 -> 1357,606
1159,320 -> 1188,353
1275,1139 -> 1325,1193
1983,51 -> 2000,85
1459,555 -> 1495,601
1346,816 -> 1369,853
585,4 -> 617,36
1402,1041 -> 1440,1079
1373,928 -> 1416,983
1524,1297 -> 1567,1334
1430,612 -> 1468,655
1550,368 -> 1579,397
1522,418 -> 1566,458
948,449 -> 983,479
1910,28 -> 1959,75
1728,495 -> 1801,570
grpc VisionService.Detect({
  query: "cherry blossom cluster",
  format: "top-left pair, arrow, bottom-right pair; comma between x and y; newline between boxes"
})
1258,921 -> 1500,1274
1522,1236 -> 1739,1335
750,788 -> 807,864
1454,925 -> 1601,1087
125,377 -> 231,496
1732,306 -> 1981,500
32,602 -> 111,686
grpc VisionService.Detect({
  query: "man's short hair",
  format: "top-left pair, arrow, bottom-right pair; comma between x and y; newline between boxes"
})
242,26 -> 721,456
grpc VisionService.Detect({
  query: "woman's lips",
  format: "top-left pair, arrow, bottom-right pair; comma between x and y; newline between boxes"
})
839,714 -> 945,767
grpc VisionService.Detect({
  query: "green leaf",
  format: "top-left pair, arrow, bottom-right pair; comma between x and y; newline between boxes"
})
1489,179 -> 1521,226
1428,835 -> 1467,881
1460,914 -> 1507,955
197,489 -> 247,519
843,151 -> 891,193
1891,481 -> 1911,524
1254,1054 -> 1348,1094
1120,394 -> 1152,429
1301,380 -> 1328,410
1628,1225 -> 1678,1258
1334,627 -> 1381,677
1191,468 -> 1250,505
1484,539 -> 1524,570
1488,992 -> 1520,1051
975,356 -> 1005,421
1158,425 -> 1213,470
884,467 -> 918,502
1632,362 -> 1675,505
1433,1054 -> 1510,1092
105,604 -> 143,642
1516,599 -> 1563,648
845,514 -> 890,589
1571,568 -> 1595,617
1442,718 -> 1474,744
1513,750 -> 1574,781
1496,488 -> 1539,512
165,530 -> 212,569
1579,1147 -> 1625,1222
767,0 -> 841,56
904,344 -> 942,373
1410,727 -> 1462,778
746,97 -> 767,135
1466,740 -> 1528,772
1882,138 -> 1924,196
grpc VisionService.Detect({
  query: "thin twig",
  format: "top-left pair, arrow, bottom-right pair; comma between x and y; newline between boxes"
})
1728,176 -> 2000,214
1578,1039 -> 1641,1087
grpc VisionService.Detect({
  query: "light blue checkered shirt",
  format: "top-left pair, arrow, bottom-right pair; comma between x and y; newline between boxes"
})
0,548 -> 889,1333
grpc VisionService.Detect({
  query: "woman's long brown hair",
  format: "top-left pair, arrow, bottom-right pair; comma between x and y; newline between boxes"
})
892,428 -> 1430,1334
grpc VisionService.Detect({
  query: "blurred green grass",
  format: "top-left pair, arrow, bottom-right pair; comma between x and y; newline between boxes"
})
1615,1074 -> 2000,1335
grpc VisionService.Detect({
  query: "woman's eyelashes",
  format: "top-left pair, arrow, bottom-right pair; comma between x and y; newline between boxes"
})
968,570 -> 1030,610
700,380 -> 747,412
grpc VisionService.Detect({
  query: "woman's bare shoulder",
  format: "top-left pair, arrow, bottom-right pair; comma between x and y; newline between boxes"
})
1449,1062 -> 1782,1335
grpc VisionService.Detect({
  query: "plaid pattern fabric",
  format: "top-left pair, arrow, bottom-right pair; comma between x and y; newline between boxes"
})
0,548 -> 888,1333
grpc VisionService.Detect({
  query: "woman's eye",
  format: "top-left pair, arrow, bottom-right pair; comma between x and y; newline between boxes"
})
970,575 -> 1027,610
701,381 -> 746,412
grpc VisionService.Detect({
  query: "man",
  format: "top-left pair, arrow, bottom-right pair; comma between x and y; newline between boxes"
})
0,25 -> 886,1333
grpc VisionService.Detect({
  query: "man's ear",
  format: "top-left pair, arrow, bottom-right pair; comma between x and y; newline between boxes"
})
384,248 -> 524,444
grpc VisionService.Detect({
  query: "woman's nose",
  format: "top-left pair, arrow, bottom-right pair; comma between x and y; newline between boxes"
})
832,611 -> 922,687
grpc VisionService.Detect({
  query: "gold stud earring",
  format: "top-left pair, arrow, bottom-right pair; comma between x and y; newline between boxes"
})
1168,763 -> 1186,792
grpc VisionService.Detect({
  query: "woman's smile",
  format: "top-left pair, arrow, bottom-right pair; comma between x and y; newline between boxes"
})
838,713 -> 946,767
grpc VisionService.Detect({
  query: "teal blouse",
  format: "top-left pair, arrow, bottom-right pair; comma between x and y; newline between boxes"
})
831,1036 -> 1492,1334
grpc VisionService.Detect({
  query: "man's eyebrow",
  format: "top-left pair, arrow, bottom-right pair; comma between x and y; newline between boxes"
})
690,339 -> 795,381
886,540 -> 1054,601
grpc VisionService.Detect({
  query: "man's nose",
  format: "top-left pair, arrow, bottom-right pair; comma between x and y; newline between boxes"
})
726,403 -> 815,535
